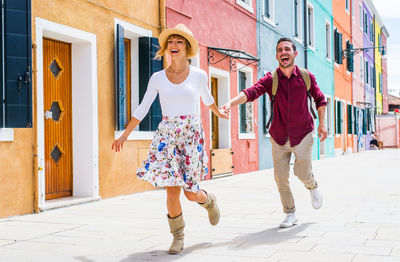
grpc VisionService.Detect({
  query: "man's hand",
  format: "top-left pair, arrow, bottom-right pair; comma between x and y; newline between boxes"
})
318,124 -> 327,142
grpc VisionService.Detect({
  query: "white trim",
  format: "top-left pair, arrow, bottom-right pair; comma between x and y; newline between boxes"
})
345,0 -> 350,14
237,63 -> 255,139
325,19 -> 332,61
236,0 -> 254,13
262,0 -> 275,27
208,67 -> 232,149
293,0 -> 302,41
36,18 -> 99,208
0,128 -> 13,141
239,133 -> 256,140
307,2 -> 315,50
294,36 -> 303,45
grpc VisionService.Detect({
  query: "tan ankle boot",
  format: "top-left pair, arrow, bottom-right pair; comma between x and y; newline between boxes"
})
199,191 -> 220,226
167,213 -> 185,254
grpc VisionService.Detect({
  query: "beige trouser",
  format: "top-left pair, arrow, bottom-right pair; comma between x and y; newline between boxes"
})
270,132 -> 317,214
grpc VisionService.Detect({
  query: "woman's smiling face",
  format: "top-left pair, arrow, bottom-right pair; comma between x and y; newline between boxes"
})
167,35 -> 189,58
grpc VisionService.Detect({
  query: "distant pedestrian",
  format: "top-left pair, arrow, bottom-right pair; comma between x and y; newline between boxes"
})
221,38 -> 327,228
112,24 -> 228,254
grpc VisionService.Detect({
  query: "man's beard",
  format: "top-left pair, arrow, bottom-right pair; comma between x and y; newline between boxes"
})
279,58 -> 294,68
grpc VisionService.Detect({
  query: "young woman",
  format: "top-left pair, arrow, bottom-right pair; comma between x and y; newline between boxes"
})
112,24 -> 228,254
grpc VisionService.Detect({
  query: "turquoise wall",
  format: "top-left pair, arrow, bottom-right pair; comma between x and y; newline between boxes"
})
307,0 -> 335,159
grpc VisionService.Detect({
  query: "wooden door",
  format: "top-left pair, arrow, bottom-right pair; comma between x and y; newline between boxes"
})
43,38 -> 73,200
211,77 -> 219,149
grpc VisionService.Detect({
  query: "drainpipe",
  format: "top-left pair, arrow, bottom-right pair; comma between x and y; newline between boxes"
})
32,41 -> 39,213
303,0 -> 308,69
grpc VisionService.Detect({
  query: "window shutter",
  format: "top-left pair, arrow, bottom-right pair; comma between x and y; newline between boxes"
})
347,104 -> 352,134
1,0 -> 32,128
362,109 -> 367,134
346,42 -> 354,72
354,107 -> 358,135
138,37 -> 163,131
239,72 -> 247,133
115,24 -> 125,131
334,30 -> 343,64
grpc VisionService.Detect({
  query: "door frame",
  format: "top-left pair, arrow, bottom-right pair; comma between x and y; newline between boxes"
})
36,18 -> 99,208
208,67 -> 231,149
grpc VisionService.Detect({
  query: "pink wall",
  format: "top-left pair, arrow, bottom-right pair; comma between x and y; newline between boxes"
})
376,116 -> 400,148
166,0 -> 257,57
352,0 -> 364,107
166,0 -> 259,176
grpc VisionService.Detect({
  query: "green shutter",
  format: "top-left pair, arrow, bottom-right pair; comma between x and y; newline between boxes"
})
1,0 -> 32,128
115,24 -> 125,131
346,42 -> 354,72
362,109 -> 367,134
334,30 -> 343,64
138,37 -> 163,131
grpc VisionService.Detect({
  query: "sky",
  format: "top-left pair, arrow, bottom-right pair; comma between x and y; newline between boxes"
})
372,0 -> 400,95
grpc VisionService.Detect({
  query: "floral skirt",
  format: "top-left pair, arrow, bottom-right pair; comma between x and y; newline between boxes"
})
137,115 -> 208,193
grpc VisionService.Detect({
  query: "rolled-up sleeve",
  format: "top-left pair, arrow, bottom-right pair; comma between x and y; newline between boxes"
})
308,71 -> 327,109
242,72 -> 272,102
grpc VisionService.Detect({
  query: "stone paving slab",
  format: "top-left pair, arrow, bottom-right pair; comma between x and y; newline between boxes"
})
0,149 -> 399,261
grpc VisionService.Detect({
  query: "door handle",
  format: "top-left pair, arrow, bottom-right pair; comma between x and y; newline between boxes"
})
44,110 -> 53,120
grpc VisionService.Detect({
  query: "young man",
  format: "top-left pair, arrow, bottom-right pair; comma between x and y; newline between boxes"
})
221,38 -> 327,228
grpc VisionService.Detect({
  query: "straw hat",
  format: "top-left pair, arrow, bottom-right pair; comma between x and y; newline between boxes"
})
158,24 -> 199,58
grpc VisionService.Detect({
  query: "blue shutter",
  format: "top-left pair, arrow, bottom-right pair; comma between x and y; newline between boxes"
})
138,37 -> 162,131
115,24 -> 125,131
1,0 -> 32,128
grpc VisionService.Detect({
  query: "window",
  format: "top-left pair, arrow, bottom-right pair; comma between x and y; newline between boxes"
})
263,0 -> 274,24
371,66 -> 374,89
238,70 -> 254,137
347,104 -> 353,134
325,21 -> 331,59
359,5 -> 363,30
365,60 -> 369,85
351,0 -> 354,19
335,100 -> 342,134
363,11 -> 367,35
370,22 -> 374,41
345,0 -> 350,13
353,106 -> 358,135
294,0 -> 302,40
114,20 -> 162,135
360,56 -> 363,82
334,29 -> 343,64
307,4 -> 314,48
236,0 -> 254,13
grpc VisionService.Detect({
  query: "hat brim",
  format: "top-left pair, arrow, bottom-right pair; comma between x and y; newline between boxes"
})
159,28 -> 199,58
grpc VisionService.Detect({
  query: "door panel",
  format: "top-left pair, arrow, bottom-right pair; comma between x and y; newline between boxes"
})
43,38 -> 73,200
211,77 -> 219,149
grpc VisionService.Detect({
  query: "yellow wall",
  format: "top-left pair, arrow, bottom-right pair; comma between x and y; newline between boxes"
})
1,0 -> 160,218
0,129 -> 34,218
32,0 -> 160,199
375,22 -> 382,114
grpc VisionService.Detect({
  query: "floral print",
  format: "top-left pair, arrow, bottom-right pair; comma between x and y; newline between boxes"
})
137,115 -> 208,193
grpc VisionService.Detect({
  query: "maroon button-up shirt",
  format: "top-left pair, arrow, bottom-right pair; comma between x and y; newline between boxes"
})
242,66 -> 327,147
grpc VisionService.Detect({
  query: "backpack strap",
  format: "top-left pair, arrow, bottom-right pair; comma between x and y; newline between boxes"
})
299,68 -> 317,119
266,70 -> 278,130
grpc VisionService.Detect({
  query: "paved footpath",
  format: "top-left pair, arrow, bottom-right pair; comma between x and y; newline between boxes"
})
1,149 -> 400,262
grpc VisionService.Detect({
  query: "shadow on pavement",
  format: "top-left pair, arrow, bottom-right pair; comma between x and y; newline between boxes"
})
119,223 -> 312,261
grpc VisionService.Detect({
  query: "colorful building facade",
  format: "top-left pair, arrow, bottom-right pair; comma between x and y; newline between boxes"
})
333,0 -> 353,155
165,0 -> 259,176
307,0 -> 335,159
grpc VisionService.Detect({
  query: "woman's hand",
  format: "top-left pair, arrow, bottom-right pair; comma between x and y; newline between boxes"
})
112,136 -> 127,152
208,103 -> 229,119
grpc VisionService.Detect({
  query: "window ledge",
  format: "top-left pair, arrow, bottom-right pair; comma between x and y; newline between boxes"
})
114,130 -> 155,141
308,46 -> 316,53
236,0 -> 254,13
294,36 -> 303,45
262,16 -> 275,27
0,129 -> 14,142
238,133 -> 255,140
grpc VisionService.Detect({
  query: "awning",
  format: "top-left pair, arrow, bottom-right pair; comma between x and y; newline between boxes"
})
207,46 -> 259,72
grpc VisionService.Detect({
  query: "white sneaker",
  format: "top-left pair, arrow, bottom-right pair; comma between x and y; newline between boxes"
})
279,213 -> 297,228
310,188 -> 323,209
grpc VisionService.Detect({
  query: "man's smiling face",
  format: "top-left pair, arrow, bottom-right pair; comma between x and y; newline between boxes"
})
276,41 -> 298,69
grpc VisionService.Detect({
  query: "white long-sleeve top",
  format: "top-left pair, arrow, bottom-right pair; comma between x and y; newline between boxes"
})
132,66 -> 215,121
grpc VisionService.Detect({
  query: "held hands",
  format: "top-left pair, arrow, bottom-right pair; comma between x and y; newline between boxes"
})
318,124 -> 328,142
217,107 -> 229,119
111,136 -> 127,152
219,103 -> 231,117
